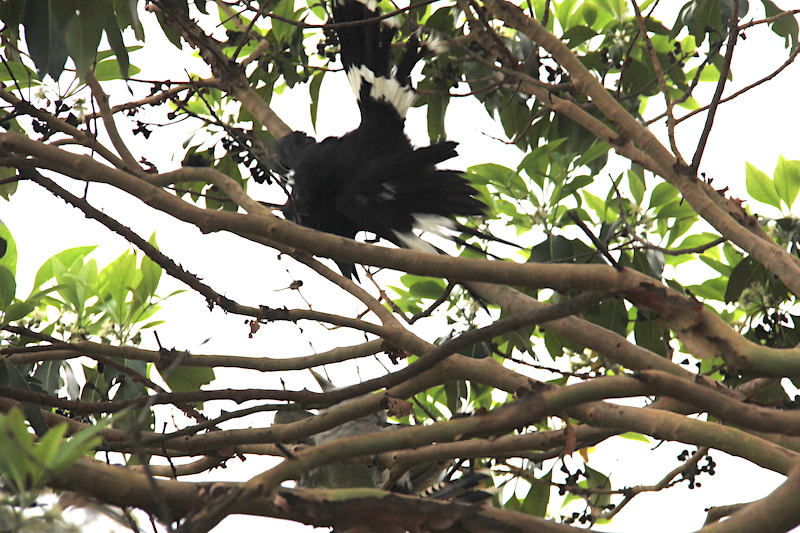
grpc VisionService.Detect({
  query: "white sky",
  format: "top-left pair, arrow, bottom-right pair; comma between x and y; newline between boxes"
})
2,1 -> 800,532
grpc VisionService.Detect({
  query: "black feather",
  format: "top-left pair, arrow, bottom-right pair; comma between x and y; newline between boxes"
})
277,0 -> 485,280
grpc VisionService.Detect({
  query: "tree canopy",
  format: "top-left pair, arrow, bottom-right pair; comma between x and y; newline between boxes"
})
1,0 -> 800,532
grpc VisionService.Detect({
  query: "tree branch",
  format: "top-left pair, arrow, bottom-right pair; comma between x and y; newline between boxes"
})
690,0 -> 740,174
85,71 -> 143,174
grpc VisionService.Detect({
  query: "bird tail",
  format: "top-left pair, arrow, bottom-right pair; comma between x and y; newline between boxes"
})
332,0 -> 444,120
335,141 -> 485,249
418,468 -> 496,503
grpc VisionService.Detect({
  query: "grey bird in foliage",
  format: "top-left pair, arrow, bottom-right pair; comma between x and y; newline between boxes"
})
274,370 -> 430,490
273,370 -> 493,502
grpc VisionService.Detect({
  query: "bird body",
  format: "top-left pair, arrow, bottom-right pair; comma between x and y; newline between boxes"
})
277,0 -> 485,279
274,370 -> 490,501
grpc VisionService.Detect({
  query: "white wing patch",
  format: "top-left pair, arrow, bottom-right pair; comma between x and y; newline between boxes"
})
346,65 -> 416,118
393,231 -> 438,253
423,33 -> 448,55
393,215 -> 456,252
412,214 -> 456,236
346,65 -> 374,95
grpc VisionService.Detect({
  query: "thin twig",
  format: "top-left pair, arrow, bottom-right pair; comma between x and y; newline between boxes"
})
690,0 -> 740,174
85,71 -> 142,174
599,447 -> 709,520
0,86 -> 125,168
568,211 -> 620,269
677,41 -> 800,125
25,169 -> 249,315
631,0 -> 685,165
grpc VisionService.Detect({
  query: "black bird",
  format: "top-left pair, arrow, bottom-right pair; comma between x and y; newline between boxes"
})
277,0 -> 486,280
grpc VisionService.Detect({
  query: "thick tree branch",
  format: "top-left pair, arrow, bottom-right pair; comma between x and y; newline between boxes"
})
2,334 -> 387,371
696,465 -> 800,533
5,131 -> 800,375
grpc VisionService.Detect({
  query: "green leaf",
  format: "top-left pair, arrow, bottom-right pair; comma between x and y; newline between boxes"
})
528,235 -> 596,264
47,415 -> 110,474
0,167 -> 19,201
33,361 -> 62,395
100,0 -> 129,78
111,0 -> 144,40
55,258 -> 97,316
64,0 -> 106,79
745,162 -> 781,209
0,220 -> 17,277
0,60 -> 40,87
3,301 -> 34,324
554,0 -> 580,28
583,190 -> 609,221
762,0 -> 799,48
7,285 -> 64,327
628,168 -> 645,205
426,93 -> 449,143
666,216 -> 698,246
0,362 -> 49,436
0,410 -> 109,494
583,298 -> 628,337
682,0 -> 721,46
575,140 -> 609,169
543,330 -> 566,359
31,245 -> 96,293
518,140 -> 566,188
408,279 -> 448,300
555,175 -> 593,206
561,25 -> 597,48
156,0 -> 189,50
618,431 -> 650,442
33,423 -> 69,484
520,470 -> 551,517
271,0 -> 296,45
161,365 -> 215,394
582,465 -> 611,508
98,250 -> 138,314
698,254 -> 731,276
467,163 -> 517,187
686,276 -> 727,301
0,408 -> 36,491
594,0 -> 626,19
0,0 -> 25,29
774,156 -> 800,208
94,58 -> 140,81
80,363 -> 106,404
686,62 -> 721,83
23,0 -> 69,79
135,234 -> 162,304
309,70 -> 325,131
725,256 -> 766,303
633,310 -> 667,357
649,182 -> 679,207
0,266 -> 16,312
676,233 -> 723,253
